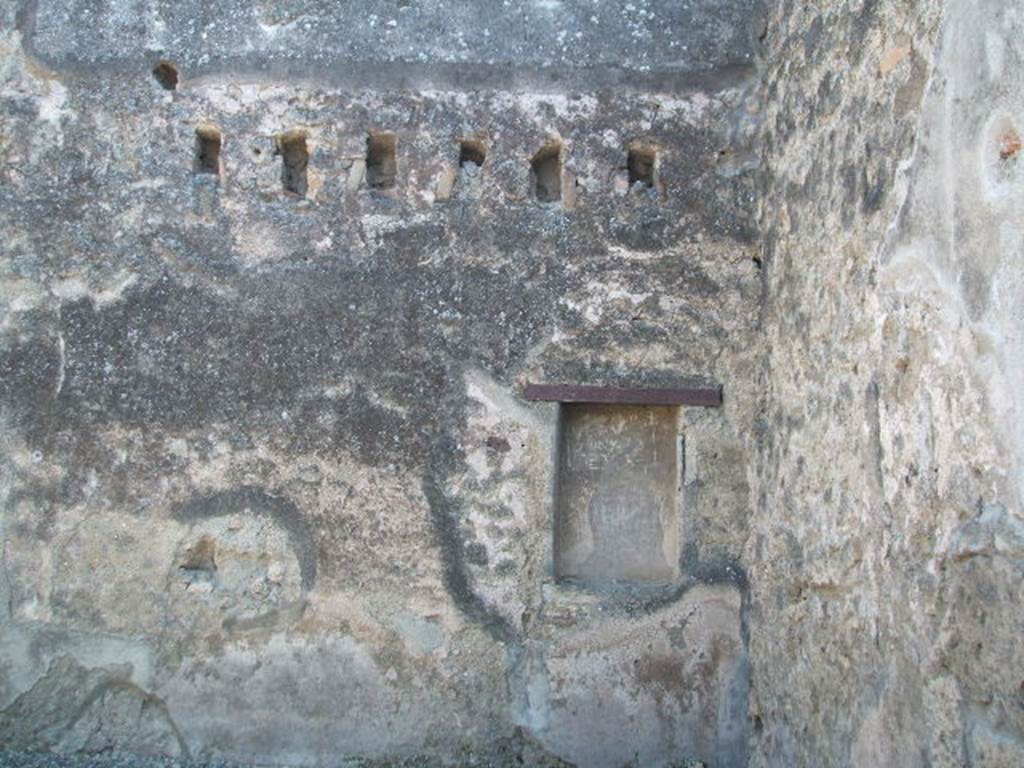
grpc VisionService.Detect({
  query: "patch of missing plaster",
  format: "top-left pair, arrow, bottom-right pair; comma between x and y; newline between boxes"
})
878,45 -> 911,76
231,220 -> 287,266
465,368 -> 552,436
36,79 -> 68,128
172,486 -> 317,591
417,371 -> 542,644
179,535 -> 217,577
894,50 -> 929,118
948,503 -> 1024,563
393,611 -> 444,655
0,279 -> 48,327
256,0 -> 316,28
50,272 -> 139,307
0,655 -> 188,759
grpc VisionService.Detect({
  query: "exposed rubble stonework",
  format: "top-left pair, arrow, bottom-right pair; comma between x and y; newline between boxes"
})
0,0 -> 1021,766
750,0 -> 1024,766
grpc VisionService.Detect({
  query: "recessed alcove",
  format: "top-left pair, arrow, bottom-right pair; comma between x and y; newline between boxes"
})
276,129 -> 309,196
152,60 -> 179,91
554,403 -> 681,585
531,141 -> 563,202
526,383 -> 721,587
627,143 -> 659,189
194,126 -> 222,176
366,132 -> 398,190
459,138 -> 487,169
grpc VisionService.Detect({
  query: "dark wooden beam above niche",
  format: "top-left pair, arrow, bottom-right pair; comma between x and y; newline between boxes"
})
523,383 -> 722,407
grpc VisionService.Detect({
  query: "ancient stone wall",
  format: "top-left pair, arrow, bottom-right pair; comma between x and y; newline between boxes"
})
5,0 -> 1022,765
749,0 -> 1024,765
0,2 -> 764,765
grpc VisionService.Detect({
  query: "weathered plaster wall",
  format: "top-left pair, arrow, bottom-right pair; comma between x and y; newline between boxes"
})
750,0 -> 1024,765
9,0 -> 1021,764
0,2 -> 764,766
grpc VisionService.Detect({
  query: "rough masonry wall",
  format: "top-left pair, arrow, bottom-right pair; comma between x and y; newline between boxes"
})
750,0 -> 1024,765
0,2 -> 765,766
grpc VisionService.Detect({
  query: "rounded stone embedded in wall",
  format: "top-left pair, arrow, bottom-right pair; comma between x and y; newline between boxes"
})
981,113 -> 1022,196
999,126 -> 1021,162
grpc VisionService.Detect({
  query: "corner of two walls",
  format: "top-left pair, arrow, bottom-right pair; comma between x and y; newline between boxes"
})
749,0 -> 1024,765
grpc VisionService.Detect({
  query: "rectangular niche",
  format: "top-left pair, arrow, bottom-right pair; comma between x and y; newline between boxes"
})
193,126 -> 222,177
366,132 -> 397,190
531,141 -> 563,202
276,129 -> 309,196
555,403 -> 681,585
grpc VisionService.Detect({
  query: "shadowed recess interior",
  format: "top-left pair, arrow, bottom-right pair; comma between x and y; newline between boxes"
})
459,138 -> 487,169
366,133 -> 398,189
152,60 -> 179,91
277,130 -> 309,196
531,141 -> 563,202
194,126 -> 222,176
628,144 -> 659,188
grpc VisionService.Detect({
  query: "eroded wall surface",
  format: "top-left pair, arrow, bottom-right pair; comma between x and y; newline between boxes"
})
751,0 -> 1024,765
0,1 -> 765,766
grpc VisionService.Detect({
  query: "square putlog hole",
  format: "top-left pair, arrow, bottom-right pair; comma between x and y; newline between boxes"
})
152,60 -> 179,91
627,144 -> 659,189
366,133 -> 398,190
276,129 -> 309,196
459,138 -> 487,169
194,126 -> 222,176
555,404 -> 681,585
531,141 -> 563,203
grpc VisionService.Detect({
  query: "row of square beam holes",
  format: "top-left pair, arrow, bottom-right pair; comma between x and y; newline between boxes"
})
153,63 -> 661,202
193,127 -> 661,202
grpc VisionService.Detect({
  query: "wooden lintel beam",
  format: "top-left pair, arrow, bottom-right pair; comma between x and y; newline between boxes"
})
523,383 -> 722,407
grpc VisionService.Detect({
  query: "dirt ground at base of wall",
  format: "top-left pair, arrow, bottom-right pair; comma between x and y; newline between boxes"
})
0,750 -> 710,768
